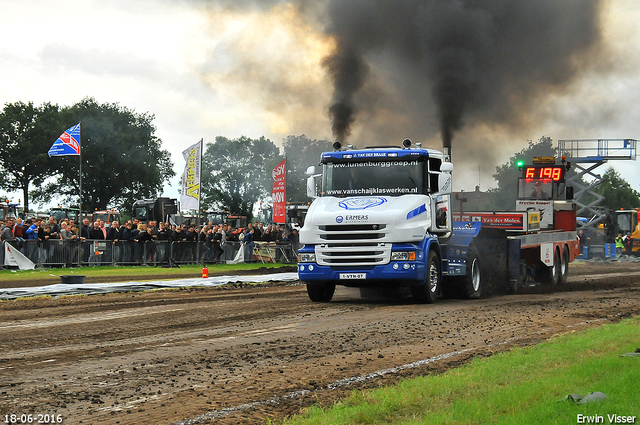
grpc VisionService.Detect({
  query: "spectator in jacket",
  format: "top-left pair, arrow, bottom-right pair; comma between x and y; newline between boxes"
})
120,222 -> 134,263
0,219 -> 15,248
243,228 -> 254,262
12,218 -> 25,243
212,226 -> 223,263
79,218 -> 91,240
156,222 -> 169,265
89,222 -> 105,239
107,221 -> 121,262
60,223 -> 79,266
134,224 -> 152,263
24,218 -> 40,262
48,216 -> 61,234
44,224 -> 61,264
1,219 -> 15,244
184,225 -> 197,262
170,226 -> 186,263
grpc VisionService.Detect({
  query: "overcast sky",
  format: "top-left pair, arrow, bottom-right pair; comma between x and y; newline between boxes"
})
1,0 -> 640,210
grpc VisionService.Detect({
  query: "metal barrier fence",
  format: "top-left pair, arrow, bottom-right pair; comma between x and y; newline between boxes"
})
0,240 -> 299,268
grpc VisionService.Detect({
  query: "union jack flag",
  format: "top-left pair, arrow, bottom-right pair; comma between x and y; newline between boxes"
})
48,123 -> 81,156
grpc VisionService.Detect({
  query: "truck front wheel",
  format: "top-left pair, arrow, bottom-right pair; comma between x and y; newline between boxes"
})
306,282 -> 336,302
412,250 -> 440,304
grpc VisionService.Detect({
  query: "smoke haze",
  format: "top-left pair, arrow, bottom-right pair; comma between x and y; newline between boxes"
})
194,0 -> 618,188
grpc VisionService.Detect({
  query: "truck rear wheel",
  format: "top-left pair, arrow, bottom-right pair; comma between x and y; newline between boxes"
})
306,283 -> 336,302
540,248 -> 561,285
462,247 -> 482,299
552,249 -> 562,285
559,245 -> 569,284
412,250 -> 440,304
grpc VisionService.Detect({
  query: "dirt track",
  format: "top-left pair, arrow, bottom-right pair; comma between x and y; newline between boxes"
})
1,261 -> 639,425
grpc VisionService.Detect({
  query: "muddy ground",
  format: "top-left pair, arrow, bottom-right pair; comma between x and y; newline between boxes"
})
1,261 -> 639,425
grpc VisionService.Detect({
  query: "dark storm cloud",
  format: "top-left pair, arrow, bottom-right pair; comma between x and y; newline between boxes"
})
322,0 -> 604,147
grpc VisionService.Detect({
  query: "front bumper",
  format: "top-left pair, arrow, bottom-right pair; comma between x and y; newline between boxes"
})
297,261 -> 426,287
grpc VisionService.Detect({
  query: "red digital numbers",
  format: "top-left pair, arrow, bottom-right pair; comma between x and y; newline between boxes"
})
525,168 -> 535,179
524,167 -> 563,181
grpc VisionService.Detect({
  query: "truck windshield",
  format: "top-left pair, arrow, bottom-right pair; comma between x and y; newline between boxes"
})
322,160 -> 425,197
134,207 -> 148,221
617,213 -> 632,233
207,212 -> 225,224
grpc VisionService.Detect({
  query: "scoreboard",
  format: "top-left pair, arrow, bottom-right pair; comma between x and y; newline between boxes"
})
522,165 -> 565,182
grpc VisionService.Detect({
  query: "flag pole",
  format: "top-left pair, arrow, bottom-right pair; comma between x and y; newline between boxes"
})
198,138 -> 203,214
78,122 -> 83,266
79,122 -> 82,220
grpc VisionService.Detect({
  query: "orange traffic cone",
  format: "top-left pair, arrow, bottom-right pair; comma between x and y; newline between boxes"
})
202,266 -> 209,278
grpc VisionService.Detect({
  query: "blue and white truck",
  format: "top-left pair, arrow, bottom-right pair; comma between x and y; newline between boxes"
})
297,140 -> 580,303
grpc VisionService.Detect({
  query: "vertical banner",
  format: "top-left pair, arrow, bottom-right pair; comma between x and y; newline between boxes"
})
272,158 -> 286,224
180,140 -> 202,211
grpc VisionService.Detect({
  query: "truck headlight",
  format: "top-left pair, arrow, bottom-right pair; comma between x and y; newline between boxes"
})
391,251 -> 416,261
298,252 -> 316,263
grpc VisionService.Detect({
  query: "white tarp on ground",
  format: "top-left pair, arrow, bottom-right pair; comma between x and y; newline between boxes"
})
0,272 -> 299,300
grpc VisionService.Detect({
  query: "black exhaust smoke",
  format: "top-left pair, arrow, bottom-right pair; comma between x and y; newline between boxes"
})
323,43 -> 369,143
323,0 -> 604,148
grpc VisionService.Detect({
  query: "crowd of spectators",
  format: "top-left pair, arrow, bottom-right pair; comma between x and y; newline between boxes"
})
0,215 -> 300,266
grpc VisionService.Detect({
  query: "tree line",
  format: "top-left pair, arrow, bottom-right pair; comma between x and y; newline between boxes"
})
1,100 -> 636,220
0,99 -> 333,219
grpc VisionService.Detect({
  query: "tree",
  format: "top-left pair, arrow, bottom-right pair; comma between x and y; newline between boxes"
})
0,101 -> 64,212
34,98 -> 175,212
488,136 -> 556,209
200,136 -> 281,219
593,168 -> 640,210
282,135 -> 332,203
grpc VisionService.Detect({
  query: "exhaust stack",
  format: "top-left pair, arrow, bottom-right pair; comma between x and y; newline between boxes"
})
443,146 -> 451,163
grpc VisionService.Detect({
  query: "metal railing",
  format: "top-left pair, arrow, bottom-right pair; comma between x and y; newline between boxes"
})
0,240 -> 300,269
558,139 -> 637,162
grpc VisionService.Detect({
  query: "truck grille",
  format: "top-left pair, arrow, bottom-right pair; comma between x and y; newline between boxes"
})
314,224 -> 391,266
318,224 -> 386,241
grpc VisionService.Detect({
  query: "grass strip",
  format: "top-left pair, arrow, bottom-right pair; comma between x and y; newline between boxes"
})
0,263 -> 287,282
279,316 -> 640,425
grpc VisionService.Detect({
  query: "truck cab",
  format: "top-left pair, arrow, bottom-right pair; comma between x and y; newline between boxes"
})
0,201 -> 22,221
132,198 -> 178,224
298,140 -> 453,303
616,208 -> 640,254
91,209 -> 121,227
49,207 -> 80,223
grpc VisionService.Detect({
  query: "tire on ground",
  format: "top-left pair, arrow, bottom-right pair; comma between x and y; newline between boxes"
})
559,245 -> 570,284
306,282 -> 336,302
540,248 -> 561,285
462,246 -> 482,299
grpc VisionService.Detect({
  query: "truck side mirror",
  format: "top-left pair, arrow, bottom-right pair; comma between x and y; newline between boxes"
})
566,186 -> 574,200
438,162 -> 453,194
307,175 -> 317,198
306,166 -> 321,198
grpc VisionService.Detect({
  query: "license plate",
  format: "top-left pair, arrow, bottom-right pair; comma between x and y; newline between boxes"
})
339,273 -> 366,280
